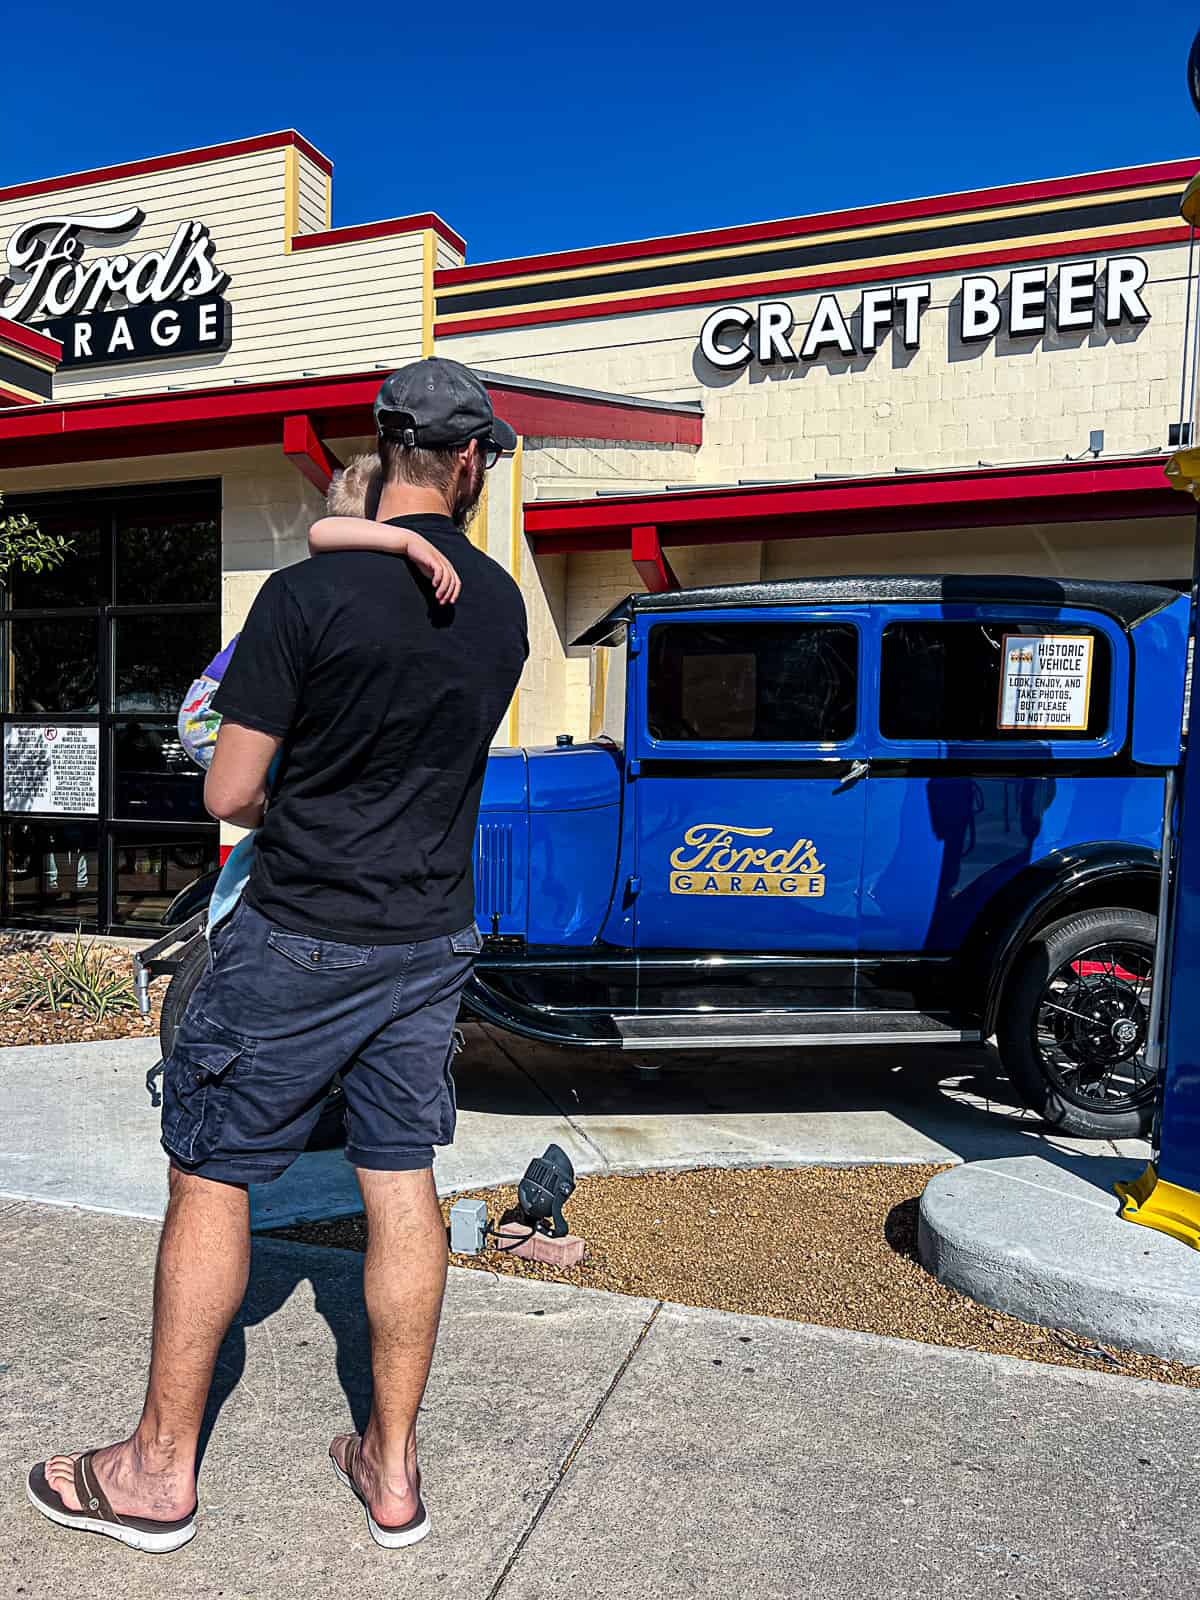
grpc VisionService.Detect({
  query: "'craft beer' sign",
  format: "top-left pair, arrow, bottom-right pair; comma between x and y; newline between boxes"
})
0,206 -> 231,368
697,256 -> 1150,370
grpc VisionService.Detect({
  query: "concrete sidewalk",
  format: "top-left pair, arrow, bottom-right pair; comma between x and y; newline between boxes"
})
0,1025 -> 1146,1228
1,1199 -> 1195,1599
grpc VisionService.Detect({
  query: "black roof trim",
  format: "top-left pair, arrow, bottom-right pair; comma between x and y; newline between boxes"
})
572,575 -> 1186,646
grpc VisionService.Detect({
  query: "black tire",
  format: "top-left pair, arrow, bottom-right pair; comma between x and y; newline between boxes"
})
158,931 -> 346,1153
159,933 -> 209,1060
997,906 -> 1157,1140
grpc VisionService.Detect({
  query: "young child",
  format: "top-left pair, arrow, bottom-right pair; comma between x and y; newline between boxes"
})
178,453 -> 461,930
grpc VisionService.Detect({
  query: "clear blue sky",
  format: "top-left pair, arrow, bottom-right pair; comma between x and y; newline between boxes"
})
6,2 -> 1200,264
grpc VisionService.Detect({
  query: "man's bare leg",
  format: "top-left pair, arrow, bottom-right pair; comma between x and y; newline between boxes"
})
330,1167 -> 446,1525
43,1165 -> 250,1518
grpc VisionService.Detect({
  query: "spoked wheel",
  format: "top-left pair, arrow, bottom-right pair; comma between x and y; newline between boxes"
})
998,907 -> 1158,1139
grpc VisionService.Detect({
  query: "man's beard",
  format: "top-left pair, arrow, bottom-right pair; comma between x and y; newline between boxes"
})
451,458 -> 485,531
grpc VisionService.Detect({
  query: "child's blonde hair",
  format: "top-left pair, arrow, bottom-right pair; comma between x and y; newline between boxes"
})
326,452 -> 383,518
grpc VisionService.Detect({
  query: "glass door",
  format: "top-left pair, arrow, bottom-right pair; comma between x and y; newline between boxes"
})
0,481 -> 221,933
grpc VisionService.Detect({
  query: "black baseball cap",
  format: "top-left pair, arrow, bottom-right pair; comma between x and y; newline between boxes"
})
374,358 -> 517,454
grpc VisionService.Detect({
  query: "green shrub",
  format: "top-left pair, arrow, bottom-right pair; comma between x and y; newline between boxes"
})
2,932 -> 138,1021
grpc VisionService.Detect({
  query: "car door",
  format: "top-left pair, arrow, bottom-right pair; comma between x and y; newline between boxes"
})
630,607 -> 869,953
859,603 -> 1134,954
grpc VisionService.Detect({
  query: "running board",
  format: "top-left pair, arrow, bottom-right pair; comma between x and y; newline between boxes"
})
613,1010 -> 980,1050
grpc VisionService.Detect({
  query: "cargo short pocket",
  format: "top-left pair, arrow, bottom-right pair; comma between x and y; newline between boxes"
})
267,930 -> 374,973
449,924 -> 483,956
436,1029 -> 464,1145
161,1014 -> 248,1165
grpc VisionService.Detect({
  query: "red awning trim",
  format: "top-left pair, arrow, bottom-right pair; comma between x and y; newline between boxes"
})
0,368 -> 702,470
631,525 -> 680,593
283,414 -> 344,494
526,457 -> 1186,553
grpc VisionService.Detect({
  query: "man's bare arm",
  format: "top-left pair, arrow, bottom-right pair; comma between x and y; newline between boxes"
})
204,721 -> 282,829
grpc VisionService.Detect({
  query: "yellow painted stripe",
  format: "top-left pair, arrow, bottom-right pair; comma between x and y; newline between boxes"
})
589,640 -> 608,741
0,343 -> 58,375
0,375 -> 49,404
507,439 -> 524,746
283,145 -> 299,251
422,229 -> 436,356
437,214 -> 1181,327
469,467 -> 489,553
437,181 -> 1180,298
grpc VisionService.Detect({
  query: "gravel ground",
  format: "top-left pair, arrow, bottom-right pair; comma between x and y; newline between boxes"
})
0,941 -> 160,1046
271,1163 -> 1200,1390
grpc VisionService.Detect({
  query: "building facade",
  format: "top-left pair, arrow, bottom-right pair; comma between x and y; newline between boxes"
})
0,131 -> 1193,931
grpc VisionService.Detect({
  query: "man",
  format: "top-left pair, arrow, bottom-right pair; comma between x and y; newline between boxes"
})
28,359 -> 528,1554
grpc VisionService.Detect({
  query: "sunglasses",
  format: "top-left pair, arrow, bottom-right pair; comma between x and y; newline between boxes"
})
470,435 -> 505,470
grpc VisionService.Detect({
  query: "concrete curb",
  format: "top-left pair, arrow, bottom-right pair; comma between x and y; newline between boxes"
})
918,1153 -> 1200,1364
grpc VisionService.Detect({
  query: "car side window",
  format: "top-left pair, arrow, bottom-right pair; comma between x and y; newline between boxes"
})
880,622 -> 1112,742
647,622 -> 858,743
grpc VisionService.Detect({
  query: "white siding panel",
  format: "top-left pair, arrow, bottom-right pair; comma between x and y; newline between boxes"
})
0,144 -> 429,396
435,233 -> 464,272
296,158 -> 328,235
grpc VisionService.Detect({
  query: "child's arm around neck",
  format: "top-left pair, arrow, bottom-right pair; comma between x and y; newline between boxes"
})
308,516 -> 461,607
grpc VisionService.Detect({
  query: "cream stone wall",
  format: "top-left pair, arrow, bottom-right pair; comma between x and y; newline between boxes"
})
519,436 -> 700,500
441,239 -> 1189,484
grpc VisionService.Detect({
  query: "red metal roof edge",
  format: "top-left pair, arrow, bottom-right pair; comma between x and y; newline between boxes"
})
0,365 -> 703,454
0,315 -> 62,363
293,212 -> 467,258
436,223 -> 1190,338
0,132 -> 332,206
437,158 -> 1200,288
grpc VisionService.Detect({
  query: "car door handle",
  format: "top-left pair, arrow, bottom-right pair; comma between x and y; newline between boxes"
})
834,759 -> 871,793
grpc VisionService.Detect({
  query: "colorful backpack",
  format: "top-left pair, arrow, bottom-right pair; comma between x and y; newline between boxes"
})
178,635 -> 239,771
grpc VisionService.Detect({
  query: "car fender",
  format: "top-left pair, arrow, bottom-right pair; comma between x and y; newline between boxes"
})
162,868 -> 218,927
965,842 -> 1161,1036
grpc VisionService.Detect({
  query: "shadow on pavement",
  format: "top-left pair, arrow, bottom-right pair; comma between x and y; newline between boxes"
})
198,1241 -> 370,1474
453,1026 -> 1144,1197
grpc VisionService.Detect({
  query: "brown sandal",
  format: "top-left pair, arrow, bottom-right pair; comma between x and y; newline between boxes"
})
26,1453 -> 197,1554
329,1436 -> 430,1549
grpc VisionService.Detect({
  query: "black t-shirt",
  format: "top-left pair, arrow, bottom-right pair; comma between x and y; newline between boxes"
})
212,514 -> 527,943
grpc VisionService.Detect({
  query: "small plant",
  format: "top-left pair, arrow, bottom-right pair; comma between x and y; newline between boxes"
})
2,931 -> 139,1021
0,490 -> 72,581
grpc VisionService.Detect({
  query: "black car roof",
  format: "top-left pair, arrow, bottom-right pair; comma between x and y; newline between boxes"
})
572,575 -> 1187,646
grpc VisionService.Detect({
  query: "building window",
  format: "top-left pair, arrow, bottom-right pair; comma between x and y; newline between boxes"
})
0,482 -> 221,933
879,621 -> 1111,742
647,622 -> 859,743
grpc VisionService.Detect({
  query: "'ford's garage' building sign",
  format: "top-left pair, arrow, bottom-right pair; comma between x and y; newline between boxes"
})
0,206 -> 231,368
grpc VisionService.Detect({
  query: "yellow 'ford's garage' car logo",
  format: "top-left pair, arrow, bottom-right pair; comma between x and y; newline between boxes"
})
669,824 -> 826,898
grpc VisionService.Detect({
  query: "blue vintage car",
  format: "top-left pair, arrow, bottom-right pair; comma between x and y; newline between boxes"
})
145,575 -> 1189,1141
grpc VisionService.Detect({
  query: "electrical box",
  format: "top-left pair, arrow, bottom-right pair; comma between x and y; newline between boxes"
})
449,1198 -> 487,1255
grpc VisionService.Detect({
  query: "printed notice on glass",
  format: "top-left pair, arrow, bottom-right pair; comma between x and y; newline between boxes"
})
998,635 -> 1094,732
3,725 -> 100,815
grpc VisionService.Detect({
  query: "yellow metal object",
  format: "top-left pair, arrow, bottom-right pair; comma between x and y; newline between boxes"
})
1182,173 -> 1200,227
1164,447 -> 1200,499
1115,1162 -> 1200,1250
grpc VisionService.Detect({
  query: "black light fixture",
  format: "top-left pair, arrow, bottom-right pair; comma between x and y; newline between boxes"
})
517,1144 -> 576,1238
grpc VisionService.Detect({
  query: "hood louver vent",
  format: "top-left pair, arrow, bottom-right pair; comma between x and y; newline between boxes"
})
475,822 -> 514,917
